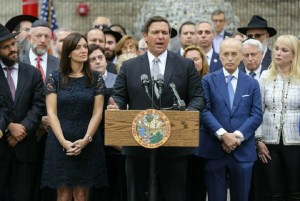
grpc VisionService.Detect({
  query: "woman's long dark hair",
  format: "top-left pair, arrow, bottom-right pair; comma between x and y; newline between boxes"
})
60,32 -> 93,87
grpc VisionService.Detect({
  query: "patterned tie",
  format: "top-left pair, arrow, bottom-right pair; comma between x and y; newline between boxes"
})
36,56 -> 46,84
249,71 -> 256,78
227,75 -> 235,109
151,58 -> 161,98
5,67 -> 16,100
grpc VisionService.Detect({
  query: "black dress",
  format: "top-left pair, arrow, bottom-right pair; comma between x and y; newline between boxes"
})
41,71 -> 108,189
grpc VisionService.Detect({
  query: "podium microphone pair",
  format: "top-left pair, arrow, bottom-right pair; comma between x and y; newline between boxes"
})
141,74 -> 186,110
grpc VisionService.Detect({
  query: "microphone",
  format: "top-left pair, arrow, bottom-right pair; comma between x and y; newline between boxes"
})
141,74 -> 150,95
156,74 -> 164,97
169,83 -> 186,110
141,74 -> 158,109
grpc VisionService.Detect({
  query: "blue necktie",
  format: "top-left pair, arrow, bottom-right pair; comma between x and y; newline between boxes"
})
249,71 -> 256,78
227,75 -> 235,109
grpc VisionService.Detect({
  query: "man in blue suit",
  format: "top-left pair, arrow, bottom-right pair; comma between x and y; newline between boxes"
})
197,38 -> 263,201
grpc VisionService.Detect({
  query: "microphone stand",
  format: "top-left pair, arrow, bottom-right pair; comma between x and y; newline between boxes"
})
149,76 -> 158,201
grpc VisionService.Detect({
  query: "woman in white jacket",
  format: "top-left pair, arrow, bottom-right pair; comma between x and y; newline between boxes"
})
256,35 -> 300,201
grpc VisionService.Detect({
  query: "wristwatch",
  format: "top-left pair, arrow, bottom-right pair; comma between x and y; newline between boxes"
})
87,134 -> 93,143
0,129 -> 3,139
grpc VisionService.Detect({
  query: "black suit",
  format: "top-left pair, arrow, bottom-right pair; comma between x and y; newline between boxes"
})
21,52 -> 60,201
112,51 -> 205,201
0,95 -> 8,132
0,61 -> 45,201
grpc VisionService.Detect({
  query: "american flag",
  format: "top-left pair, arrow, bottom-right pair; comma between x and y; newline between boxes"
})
40,0 -> 59,31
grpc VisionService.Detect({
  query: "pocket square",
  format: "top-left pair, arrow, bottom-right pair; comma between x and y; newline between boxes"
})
242,95 -> 250,97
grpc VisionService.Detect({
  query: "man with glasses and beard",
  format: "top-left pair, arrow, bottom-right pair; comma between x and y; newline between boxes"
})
0,23 -> 44,201
237,15 -> 277,70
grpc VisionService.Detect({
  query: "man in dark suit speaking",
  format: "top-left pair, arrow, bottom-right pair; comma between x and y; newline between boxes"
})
109,16 -> 205,201
0,23 -> 44,201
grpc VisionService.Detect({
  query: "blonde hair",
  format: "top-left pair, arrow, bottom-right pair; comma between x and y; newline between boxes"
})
268,35 -> 300,81
116,53 -> 138,74
115,35 -> 138,56
183,45 -> 209,78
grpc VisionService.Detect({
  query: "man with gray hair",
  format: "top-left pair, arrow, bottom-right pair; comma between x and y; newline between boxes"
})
138,38 -> 148,55
241,39 -> 265,80
196,20 -> 222,72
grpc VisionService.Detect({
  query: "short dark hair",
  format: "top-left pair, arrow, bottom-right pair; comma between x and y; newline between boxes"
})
88,43 -> 105,57
179,21 -> 196,35
142,16 -> 171,34
211,9 -> 226,19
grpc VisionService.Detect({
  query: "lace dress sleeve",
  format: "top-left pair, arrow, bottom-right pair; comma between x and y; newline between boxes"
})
94,72 -> 106,96
46,73 -> 57,94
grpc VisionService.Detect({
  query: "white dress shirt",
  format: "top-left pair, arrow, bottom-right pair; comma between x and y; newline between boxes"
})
1,60 -> 19,88
29,48 -> 48,74
147,50 -> 167,76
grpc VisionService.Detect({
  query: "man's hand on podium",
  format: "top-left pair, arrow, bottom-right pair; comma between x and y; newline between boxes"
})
107,97 -> 119,110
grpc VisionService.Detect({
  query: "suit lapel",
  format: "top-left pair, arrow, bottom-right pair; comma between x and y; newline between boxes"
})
139,53 -> 151,77
14,65 -> 26,105
213,70 -> 231,111
231,71 -> 246,114
0,67 -> 14,102
162,51 -> 175,95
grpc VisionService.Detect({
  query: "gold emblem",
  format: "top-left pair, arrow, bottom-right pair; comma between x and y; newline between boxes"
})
132,109 -> 171,149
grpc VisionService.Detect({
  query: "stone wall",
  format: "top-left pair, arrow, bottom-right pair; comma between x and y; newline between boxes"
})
1,0 -> 299,46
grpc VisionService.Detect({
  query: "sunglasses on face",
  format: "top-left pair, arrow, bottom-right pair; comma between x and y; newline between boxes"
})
246,32 -> 267,39
94,24 -> 109,29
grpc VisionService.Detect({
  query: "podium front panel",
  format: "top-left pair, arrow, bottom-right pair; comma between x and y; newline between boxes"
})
105,110 -> 199,147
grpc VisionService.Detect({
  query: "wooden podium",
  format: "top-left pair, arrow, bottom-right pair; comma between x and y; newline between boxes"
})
105,109 -> 199,201
105,110 -> 199,147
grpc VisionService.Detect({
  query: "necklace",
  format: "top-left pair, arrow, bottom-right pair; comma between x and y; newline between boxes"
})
271,75 -> 291,133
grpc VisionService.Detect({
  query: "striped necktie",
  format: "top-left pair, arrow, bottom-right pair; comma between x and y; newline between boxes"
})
5,67 -> 16,100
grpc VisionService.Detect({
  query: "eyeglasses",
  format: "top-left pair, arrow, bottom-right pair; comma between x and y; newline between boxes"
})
246,33 -> 267,39
122,45 -> 137,52
94,24 -> 108,29
0,41 -> 18,50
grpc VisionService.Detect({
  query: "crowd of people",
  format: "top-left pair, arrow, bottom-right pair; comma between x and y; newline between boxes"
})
0,9 -> 299,201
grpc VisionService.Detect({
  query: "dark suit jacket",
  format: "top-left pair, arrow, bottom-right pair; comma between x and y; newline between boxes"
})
196,69 -> 262,162
20,53 -> 60,80
0,61 -> 45,162
112,51 -> 205,157
223,31 -> 232,39
107,61 -> 117,75
0,95 -> 8,131
239,48 -> 271,74
209,51 -> 223,73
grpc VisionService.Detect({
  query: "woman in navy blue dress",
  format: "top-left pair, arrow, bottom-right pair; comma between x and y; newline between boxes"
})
41,33 -> 107,201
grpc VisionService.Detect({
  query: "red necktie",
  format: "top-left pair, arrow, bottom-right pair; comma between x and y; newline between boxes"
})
5,67 -> 16,100
36,56 -> 46,84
